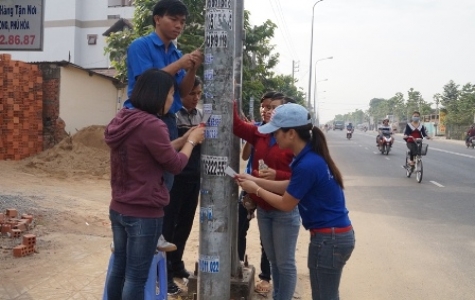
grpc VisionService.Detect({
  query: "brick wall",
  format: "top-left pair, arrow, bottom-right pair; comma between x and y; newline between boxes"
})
37,64 -> 65,150
0,54 -> 43,160
0,55 -> 69,160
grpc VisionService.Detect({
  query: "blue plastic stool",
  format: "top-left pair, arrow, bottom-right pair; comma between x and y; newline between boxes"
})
103,250 -> 168,300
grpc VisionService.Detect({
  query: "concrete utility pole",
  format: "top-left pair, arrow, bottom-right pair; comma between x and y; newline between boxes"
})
197,0 -> 237,298
231,0 -> 245,279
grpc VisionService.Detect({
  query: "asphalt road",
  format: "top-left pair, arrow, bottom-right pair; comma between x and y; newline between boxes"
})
326,129 -> 475,300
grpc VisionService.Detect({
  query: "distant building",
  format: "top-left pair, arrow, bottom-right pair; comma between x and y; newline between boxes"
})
0,0 -> 134,69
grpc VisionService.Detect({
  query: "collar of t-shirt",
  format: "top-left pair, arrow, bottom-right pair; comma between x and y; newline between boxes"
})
290,143 -> 312,168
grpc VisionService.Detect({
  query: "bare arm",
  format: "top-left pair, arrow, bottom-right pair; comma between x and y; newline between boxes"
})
241,142 -> 252,160
238,177 -> 297,212
171,136 -> 187,150
256,189 -> 299,212
237,174 -> 289,195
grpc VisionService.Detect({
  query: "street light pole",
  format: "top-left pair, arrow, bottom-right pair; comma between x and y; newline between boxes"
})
307,0 -> 324,108
312,56 -> 332,109
314,79 -> 328,126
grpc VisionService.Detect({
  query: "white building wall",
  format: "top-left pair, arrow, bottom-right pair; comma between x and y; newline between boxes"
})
0,0 -> 134,68
59,66 -> 121,134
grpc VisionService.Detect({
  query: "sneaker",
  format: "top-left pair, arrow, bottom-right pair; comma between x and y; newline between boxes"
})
157,235 -> 177,252
174,268 -> 191,279
167,281 -> 181,295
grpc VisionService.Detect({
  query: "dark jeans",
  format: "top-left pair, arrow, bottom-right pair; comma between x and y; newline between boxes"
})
160,113 -> 178,191
107,209 -> 162,300
238,194 -> 271,281
162,178 -> 200,279
308,229 -> 355,300
406,142 -> 418,160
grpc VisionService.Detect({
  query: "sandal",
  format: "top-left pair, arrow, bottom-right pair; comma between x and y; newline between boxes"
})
255,279 -> 271,295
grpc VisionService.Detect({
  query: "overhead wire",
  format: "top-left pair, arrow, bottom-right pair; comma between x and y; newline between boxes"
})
266,0 -> 298,61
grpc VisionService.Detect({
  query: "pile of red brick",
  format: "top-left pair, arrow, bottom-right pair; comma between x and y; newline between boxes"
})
0,208 -> 36,257
0,53 -> 44,160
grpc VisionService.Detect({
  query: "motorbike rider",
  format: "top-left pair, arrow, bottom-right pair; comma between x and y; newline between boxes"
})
346,122 -> 354,133
376,118 -> 394,146
465,124 -> 475,147
403,111 -> 430,166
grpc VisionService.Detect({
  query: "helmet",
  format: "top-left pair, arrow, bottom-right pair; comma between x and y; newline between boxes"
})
348,122 -> 352,126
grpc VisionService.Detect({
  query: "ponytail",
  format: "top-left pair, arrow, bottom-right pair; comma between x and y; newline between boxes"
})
283,124 -> 344,188
310,126 -> 344,188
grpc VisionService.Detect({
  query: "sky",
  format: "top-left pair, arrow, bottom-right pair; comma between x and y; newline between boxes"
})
243,0 -> 475,123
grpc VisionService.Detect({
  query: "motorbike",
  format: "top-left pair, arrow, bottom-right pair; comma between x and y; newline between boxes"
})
346,129 -> 352,140
378,133 -> 393,155
466,136 -> 475,149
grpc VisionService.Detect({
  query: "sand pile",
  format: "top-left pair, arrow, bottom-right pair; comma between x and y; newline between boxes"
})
22,125 -> 110,179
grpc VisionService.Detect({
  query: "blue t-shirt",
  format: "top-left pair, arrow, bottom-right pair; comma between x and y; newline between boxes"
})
127,32 -> 186,114
287,144 -> 351,230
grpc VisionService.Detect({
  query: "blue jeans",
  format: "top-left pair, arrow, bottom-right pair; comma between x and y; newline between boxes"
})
106,209 -> 162,300
257,206 -> 300,300
308,229 -> 355,300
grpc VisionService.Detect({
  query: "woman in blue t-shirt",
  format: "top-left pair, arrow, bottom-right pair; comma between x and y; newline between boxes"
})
236,103 -> 355,300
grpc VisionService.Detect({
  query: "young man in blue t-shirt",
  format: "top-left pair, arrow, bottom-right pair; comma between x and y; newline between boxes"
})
125,0 -> 203,295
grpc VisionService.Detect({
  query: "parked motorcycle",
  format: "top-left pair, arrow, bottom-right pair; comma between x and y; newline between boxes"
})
346,130 -> 352,140
378,133 -> 393,155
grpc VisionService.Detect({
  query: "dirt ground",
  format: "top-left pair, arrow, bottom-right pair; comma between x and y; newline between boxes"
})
0,126 -> 311,300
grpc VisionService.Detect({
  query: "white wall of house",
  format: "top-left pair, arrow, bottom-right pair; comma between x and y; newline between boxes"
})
0,0 -> 134,68
59,66 -> 123,134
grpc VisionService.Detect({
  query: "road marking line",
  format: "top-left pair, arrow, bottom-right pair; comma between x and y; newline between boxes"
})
430,181 -> 444,187
373,151 -> 378,154
430,147 -> 475,159
385,157 -> 390,160
365,147 -> 368,150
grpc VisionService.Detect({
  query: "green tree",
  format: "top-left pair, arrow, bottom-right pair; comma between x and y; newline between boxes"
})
440,80 -> 461,124
368,98 -> 388,123
458,83 -> 475,124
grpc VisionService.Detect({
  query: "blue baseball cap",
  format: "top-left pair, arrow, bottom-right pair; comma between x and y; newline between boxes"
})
258,104 -> 311,134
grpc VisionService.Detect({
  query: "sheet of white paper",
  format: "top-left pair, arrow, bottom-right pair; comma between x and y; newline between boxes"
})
224,166 -> 237,177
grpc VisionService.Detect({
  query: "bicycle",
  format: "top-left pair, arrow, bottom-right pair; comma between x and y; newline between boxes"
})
403,137 -> 428,183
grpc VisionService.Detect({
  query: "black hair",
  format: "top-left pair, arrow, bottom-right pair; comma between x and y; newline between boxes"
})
193,75 -> 202,88
271,92 -> 285,101
152,0 -> 188,26
130,68 -> 175,116
260,91 -> 277,103
412,111 -> 420,116
283,96 -> 296,104
281,122 -> 344,189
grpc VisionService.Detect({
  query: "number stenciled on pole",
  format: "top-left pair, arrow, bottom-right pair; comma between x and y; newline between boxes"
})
202,155 -> 228,176
205,31 -> 228,49
207,9 -> 232,30
199,256 -> 220,273
207,0 -> 231,9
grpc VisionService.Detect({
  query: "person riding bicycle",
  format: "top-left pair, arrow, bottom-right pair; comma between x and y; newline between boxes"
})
376,118 -> 394,146
465,124 -> 475,146
403,111 -> 430,166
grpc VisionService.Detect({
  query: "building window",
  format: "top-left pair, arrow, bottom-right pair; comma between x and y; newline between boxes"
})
87,34 -> 98,45
108,0 -> 134,7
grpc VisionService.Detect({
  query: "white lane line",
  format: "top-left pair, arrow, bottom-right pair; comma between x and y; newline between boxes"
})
429,147 -> 475,160
430,181 -> 444,187
373,151 -> 378,154
365,147 -> 368,150
385,157 -> 390,160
